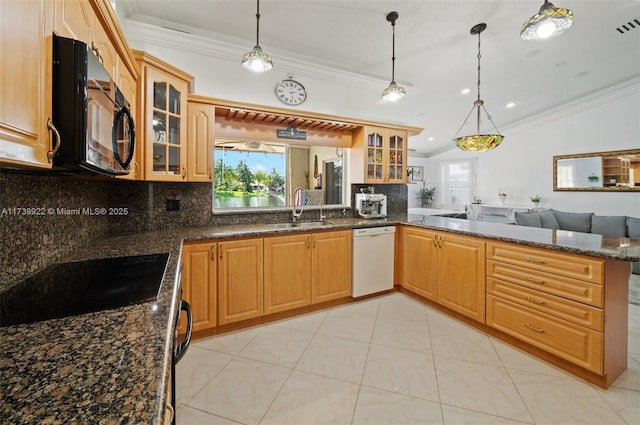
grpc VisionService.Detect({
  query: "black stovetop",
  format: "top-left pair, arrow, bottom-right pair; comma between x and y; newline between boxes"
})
0,253 -> 170,327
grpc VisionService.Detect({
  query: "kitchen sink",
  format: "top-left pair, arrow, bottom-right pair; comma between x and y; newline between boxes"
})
264,221 -> 333,229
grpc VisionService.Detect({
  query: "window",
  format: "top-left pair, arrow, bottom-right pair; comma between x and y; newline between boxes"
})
439,159 -> 474,208
213,140 -> 347,211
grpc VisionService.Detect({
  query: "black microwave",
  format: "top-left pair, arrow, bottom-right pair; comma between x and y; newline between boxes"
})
51,34 -> 135,176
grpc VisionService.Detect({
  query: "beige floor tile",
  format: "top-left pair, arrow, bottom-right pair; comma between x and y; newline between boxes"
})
597,386 -> 640,425
362,344 -> 439,402
377,296 -> 428,323
611,355 -> 640,392
426,306 -> 472,330
429,321 -> 502,366
352,386 -> 443,425
270,309 -> 328,333
237,325 -> 313,367
318,309 -> 377,342
175,346 -> 233,406
490,337 -> 568,378
332,297 -> 381,317
193,326 -> 262,355
441,404 -> 533,425
509,370 -> 625,425
629,323 -> 640,355
188,357 -> 291,425
434,356 -> 532,423
372,316 -> 432,353
261,370 -> 359,425
295,333 -> 369,383
177,406 -> 240,425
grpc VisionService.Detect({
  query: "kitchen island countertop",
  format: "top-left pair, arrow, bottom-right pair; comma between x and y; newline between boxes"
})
2,214 -> 639,424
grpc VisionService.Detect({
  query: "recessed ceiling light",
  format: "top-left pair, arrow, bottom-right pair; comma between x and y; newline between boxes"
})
427,137 -> 434,141
506,102 -> 516,108
461,88 -> 471,94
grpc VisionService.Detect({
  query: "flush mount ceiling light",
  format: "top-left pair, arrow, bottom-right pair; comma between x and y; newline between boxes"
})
242,0 -> 273,72
381,11 -> 405,102
521,0 -> 574,40
453,23 -> 504,152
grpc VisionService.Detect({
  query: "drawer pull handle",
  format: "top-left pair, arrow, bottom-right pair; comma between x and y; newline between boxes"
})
526,295 -> 545,305
525,276 -> 545,284
525,323 -> 545,333
525,256 -> 547,264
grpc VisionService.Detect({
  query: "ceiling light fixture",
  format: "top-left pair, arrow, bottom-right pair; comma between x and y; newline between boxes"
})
453,23 -> 504,152
381,11 -> 405,102
242,0 -> 273,72
521,0 -> 574,41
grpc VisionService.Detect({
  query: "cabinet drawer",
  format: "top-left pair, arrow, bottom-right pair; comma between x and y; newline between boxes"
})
487,242 -> 604,284
486,295 -> 603,374
487,277 -> 603,331
487,260 -> 603,307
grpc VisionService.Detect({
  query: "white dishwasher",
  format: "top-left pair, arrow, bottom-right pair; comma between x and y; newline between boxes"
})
352,226 -> 395,297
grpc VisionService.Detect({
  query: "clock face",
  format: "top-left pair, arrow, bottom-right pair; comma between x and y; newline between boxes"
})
275,79 -> 307,105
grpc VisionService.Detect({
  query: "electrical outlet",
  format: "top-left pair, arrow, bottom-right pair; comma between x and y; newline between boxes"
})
166,199 -> 180,211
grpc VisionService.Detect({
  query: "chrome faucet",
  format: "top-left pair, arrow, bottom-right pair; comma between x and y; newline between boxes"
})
319,201 -> 326,221
292,187 -> 304,221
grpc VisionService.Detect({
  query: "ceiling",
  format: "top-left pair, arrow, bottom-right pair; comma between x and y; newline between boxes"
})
115,1 -> 640,157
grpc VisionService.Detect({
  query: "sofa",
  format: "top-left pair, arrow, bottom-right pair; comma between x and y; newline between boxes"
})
514,209 -> 640,274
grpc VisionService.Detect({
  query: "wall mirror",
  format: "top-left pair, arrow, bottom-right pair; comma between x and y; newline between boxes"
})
553,148 -> 640,191
213,139 -> 347,210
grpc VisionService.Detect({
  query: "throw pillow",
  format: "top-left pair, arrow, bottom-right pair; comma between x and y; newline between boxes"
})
550,210 -> 594,233
537,211 -> 560,230
515,212 -> 541,227
591,215 -> 627,237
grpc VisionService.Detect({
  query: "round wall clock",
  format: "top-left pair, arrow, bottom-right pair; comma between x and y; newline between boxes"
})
275,78 -> 307,105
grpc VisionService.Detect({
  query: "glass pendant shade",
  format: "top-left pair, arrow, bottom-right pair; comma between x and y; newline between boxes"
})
382,81 -> 406,102
381,11 -> 405,102
521,0 -> 574,40
453,23 -> 504,152
242,45 -> 273,72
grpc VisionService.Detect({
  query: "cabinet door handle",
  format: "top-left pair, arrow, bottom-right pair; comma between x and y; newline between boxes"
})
47,118 -> 61,163
219,244 -> 223,260
182,167 -> 187,180
525,256 -> 547,264
438,234 -> 443,249
211,245 -> 216,261
208,166 -> 213,180
432,235 -> 437,247
525,323 -> 545,333
307,235 -> 311,250
312,235 -> 316,248
525,276 -> 545,285
526,295 -> 545,305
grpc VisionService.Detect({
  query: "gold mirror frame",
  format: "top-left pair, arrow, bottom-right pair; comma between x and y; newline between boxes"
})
553,148 -> 640,191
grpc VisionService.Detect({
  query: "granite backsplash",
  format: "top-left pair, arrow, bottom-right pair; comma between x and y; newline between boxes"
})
0,171 -> 407,290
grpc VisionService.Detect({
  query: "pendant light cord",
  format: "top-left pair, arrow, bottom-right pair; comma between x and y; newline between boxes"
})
255,0 -> 261,45
391,18 -> 396,83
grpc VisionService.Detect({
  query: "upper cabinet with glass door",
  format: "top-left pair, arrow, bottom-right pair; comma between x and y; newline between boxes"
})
133,50 -> 193,181
353,126 -> 409,184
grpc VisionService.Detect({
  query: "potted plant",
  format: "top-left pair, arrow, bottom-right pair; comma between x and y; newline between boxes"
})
530,194 -> 541,208
416,182 -> 436,208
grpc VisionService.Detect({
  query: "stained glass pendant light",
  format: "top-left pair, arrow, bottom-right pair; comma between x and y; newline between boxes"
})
521,0 -> 574,41
242,0 -> 273,72
381,11 -> 406,102
453,23 -> 503,152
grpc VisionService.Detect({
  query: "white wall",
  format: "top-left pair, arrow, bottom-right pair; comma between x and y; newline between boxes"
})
412,84 -> 640,217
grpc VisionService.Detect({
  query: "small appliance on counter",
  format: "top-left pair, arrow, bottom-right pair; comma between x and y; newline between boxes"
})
355,190 -> 387,219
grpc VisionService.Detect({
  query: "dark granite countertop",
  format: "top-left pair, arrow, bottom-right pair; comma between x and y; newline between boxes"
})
2,215 -> 639,424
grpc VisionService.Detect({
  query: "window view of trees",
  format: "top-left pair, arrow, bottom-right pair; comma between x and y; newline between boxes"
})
214,148 -> 286,209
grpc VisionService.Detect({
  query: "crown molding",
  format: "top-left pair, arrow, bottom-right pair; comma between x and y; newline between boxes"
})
123,19 -> 388,89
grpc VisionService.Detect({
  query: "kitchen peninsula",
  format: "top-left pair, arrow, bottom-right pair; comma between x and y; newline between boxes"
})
1,215 -> 638,423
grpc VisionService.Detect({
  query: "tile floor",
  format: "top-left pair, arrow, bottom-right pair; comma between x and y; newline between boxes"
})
176,293 -> 640,425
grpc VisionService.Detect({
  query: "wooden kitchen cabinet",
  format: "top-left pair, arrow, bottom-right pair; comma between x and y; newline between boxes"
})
134,50 -> 193,181
217,238 -> 264,325
351,126 -> 407,184
0,0 -> 53,169
180,241 -> 217,334
186,100 -> 214,182
311,230 -> 352,303
264,234 -> 312,314
400,226 -> 486,322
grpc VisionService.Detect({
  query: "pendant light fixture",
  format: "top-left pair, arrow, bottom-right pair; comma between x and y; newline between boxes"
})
381,11 -> 405,102
242,0 -> 273,73
453,23 -> 503,152
520,0 -> 574,41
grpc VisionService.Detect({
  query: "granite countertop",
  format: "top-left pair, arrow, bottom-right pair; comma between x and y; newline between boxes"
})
2,215 -> 639,424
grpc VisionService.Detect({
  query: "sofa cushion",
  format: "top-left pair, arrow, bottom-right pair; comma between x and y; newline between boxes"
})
515,212 -> 541,227
537,211 -> 560,230
551,210 -> 594,233
591,215 -> 628,237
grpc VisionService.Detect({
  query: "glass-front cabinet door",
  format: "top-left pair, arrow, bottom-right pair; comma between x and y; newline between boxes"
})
387,131 -> 406,183
135,50 -> 192,181
366,131 -> 384,181
363,127 -> 407,183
